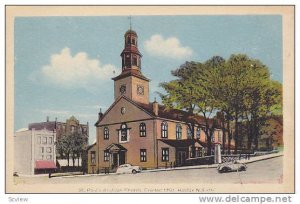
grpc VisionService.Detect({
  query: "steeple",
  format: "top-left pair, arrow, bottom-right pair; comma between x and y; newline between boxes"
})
120,27 -> 142,72
112,28 -> 150,104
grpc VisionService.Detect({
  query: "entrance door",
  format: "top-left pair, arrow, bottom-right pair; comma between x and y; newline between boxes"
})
119,152 -> 126,165
176,151 -> 186,166
112,153 -> 118,169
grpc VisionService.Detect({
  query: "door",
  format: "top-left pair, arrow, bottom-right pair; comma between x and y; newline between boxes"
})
112,153 -> 118,169
176,151 -> 186,166
119,152 -> 126,165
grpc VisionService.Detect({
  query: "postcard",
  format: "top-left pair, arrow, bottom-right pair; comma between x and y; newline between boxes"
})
6,5 -> 294,193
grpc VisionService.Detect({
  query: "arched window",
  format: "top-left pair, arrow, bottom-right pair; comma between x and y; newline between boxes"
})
196,127 -> 201,139
140,123 -> 146,137
127,36 -> 131,44
120,123 -> 128,142
161,121 -> 168,138
176,124 -> 182,139
104,127 -> 109,140
132,38 -> 136,45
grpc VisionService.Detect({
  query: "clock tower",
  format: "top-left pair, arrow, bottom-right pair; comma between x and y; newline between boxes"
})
112,29 -> 150,104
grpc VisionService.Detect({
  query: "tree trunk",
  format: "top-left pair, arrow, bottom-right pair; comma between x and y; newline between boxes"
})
234,114 -> 239,154
67,153 -> 70,167
227,121 -> 231,155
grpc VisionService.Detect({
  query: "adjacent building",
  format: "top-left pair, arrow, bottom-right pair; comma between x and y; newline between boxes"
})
28,116 -> 89,169
93,29 -> 234,172
14,128 -> 57,175
87,142 -> 97,174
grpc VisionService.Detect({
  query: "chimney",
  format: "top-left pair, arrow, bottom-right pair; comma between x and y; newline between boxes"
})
46,116 -> 49,122
152,98 -> 158,116
98,108 -> 104,120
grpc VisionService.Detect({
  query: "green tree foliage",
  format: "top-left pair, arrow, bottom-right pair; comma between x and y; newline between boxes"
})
160,54 -> 282,154
56,132 -> 88,167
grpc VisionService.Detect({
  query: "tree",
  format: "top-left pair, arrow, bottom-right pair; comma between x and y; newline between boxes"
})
56,132 -> 88,168
160,60 -> 220,156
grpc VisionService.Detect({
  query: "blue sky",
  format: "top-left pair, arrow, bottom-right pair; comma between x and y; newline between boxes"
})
14,15 -> 282,143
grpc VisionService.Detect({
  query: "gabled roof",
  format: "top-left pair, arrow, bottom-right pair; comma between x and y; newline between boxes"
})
105,143 -> 127,152
94,95 -> 154,126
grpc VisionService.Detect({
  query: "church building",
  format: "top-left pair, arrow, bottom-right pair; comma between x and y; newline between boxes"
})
93,29 -> 227,172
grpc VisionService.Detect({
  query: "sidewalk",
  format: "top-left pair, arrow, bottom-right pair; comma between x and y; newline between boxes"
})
47,152 -> 283,178
142,152 -> 283,173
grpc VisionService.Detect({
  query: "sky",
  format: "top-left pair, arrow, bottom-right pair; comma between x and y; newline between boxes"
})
14,15 -> 282,143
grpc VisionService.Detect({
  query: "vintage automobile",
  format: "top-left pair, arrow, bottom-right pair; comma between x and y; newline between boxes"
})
116,164 -> 142,174
217,161 -> 247,173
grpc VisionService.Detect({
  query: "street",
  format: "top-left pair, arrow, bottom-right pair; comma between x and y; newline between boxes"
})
14,157 -> 282,185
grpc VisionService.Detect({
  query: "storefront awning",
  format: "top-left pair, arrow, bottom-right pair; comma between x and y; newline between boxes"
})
35,160 -> 57,169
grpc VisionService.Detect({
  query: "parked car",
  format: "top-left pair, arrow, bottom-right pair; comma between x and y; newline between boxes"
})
116,164 -> 142,174
217,161 -> 247,173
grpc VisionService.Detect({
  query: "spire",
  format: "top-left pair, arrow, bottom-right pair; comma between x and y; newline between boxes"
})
129,15 -> 132,30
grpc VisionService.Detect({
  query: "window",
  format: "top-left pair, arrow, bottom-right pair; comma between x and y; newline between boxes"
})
119,123 -> 129,142
139,123 -> 146,137
162,148 -> 169,161
46,147 -> 52,153
49,137 -> 53,144
161,122 -> 168,138
104,151 -> 109,162
42,137 -> 47,144
39,155 -> 44,160
46,155 -> 52,160
176,124 -> 182,139
37,136 -> 41,144
39,147 -> 44,153
140,149 -> 147,162
133,55 -> 138,66
187,126 -> 192,139
91,151 -> 96,164
190,146 -> 196,158
196,128 -> 201,139
211,134 -> 215,142
104,127 -> 109,140
196,147 -> 202,157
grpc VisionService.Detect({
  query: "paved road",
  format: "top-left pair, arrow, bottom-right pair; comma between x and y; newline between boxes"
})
15,157 -> 282,185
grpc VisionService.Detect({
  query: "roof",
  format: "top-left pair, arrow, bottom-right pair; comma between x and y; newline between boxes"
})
124,29 -> 137,36
35,160 -> 57,169
95,95 -> 211,126
137,102 -> 207,125
16,128 -> 28,132
87,142 -> 96,151
112,69 -> 150,82
29,121 -> 56,131
159,139 -> 205,148
105,143 -> 127,152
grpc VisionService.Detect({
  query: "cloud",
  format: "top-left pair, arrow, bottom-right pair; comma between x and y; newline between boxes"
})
40,47 -> 118,88
144,34 -> 193,59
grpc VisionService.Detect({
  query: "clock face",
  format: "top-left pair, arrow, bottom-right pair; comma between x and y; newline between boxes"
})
120,85 -> 126,94
137,85 -> 144,95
